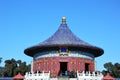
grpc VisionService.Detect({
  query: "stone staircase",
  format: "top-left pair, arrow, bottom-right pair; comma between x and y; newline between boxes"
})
50,77 -> 77,80
58,76 -> 69,80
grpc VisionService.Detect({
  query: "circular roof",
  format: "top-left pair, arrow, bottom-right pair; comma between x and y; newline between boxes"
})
24,17 -> 104,57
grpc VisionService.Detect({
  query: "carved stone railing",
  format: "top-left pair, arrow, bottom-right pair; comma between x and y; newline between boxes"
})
24,71 -> 103,80
24,71 -> 50,80
77,71 -> 103,80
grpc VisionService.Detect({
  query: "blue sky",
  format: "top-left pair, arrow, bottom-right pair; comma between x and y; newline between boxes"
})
0,0 -> 120,71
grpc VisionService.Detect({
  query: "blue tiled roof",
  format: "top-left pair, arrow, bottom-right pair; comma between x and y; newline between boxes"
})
38,24 -> 92,46
24,22 -> 104,57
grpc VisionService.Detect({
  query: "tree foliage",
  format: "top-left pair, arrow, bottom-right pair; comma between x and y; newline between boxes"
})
0,57 -> 2,64
0,57 -> 5,77
102,62 -> 120,78
4,58 -> 31,77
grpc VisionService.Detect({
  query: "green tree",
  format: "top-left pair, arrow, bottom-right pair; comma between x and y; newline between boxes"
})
102,62 -> 120,78
4,58 -> 17,77
0,57 -> 5,77
0,57 -> 2,64
4,58 -> 31,77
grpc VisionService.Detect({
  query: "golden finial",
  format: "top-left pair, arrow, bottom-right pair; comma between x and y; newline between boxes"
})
62,17 -> 66,24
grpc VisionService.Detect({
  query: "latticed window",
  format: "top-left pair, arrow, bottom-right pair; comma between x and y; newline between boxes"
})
51,61 -> 56,71
44,62 -> 48,71
79,62 -> 82,71
71,62 -> 75,71
38,62 -> 41,70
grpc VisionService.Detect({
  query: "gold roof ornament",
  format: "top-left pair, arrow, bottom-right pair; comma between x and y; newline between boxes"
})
62,17 -> 66,24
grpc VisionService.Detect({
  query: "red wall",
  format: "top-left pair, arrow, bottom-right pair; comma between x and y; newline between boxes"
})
33,57 -> 95,74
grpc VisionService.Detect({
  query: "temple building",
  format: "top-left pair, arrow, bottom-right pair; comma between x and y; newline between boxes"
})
24,17 -> 104,76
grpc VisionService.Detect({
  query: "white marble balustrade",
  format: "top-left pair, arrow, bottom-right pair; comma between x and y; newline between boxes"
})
24,71 -> 50,80
77,71 -> 103,80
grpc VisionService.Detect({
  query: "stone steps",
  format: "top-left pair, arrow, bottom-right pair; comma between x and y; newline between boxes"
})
50,77 -> 77,80
58,76 -> 69,80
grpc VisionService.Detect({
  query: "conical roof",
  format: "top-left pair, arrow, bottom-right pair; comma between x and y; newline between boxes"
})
103,73 -> 115,80
24,17 -> 104,57
13,73 -> 24,79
